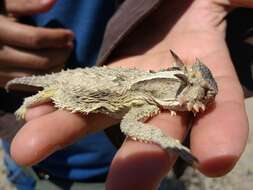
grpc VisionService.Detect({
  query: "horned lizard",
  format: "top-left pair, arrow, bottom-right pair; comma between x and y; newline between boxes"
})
5,51 -> 218,166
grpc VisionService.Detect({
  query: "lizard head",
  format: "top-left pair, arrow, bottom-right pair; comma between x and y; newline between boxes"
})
169,50 -> 218,113
174,59 -> 218,113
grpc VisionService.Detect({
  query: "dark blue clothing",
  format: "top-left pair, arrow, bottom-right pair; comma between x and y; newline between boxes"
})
3,0 -> 117,184
31,0 -> 116,68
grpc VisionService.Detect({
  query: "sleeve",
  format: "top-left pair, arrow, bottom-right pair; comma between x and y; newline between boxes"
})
96,0 -> 163,65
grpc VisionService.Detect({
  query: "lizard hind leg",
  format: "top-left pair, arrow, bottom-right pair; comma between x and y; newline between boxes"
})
15,87 -> 56,120
120,105 -> 198,166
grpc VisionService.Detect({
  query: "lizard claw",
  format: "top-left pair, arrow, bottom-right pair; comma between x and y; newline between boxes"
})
170,110 -> 177,116
200,103 -> 206,112
193,104 -> 200,113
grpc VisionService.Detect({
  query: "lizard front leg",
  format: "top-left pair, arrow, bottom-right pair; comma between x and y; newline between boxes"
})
120,105 -> 198,166
16,87 -> 56,120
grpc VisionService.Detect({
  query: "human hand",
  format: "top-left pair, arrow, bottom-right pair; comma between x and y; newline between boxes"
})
9,0 -> 251,189
0,0 -> 74,88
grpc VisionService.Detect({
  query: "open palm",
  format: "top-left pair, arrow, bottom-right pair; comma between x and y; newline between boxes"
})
10,1 -> 252,190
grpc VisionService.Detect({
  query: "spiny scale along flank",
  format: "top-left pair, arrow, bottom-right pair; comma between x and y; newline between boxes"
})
6,51 -> 218,166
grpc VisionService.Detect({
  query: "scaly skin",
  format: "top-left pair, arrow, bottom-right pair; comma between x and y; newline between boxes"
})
6,51 -> 218,166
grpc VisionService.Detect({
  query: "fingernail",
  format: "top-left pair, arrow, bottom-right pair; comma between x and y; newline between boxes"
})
66,41 -> 73,48
55,30 -> 74,48
67,33 -> 74,48
40,0 -> 53,5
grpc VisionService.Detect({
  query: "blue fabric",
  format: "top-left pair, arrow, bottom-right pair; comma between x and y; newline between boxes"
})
3,0 -> 117,185
30,0 -> 116,68
35,133 -> 116,181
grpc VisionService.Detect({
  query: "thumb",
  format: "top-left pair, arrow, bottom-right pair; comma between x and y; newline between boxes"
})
4,0 -> 57,16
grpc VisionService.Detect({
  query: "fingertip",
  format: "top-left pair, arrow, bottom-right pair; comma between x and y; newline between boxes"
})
6,0 -> 57,16
190,95 -> 248,177
40,0 -> 57,6
35,28 -> 75,49
10,121 -> 56,166
61,29 -> 74,39
198,154 -> 238,177
37,0 -> 57,12
62,30 -> 75,48
107,140 -> 175,190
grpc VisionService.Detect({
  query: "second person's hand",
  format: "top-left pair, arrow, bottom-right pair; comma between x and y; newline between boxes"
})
0,0 -> 74,88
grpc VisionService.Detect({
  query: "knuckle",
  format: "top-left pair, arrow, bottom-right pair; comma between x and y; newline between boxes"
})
29,32 -> 44,48
36,58 -> 52,70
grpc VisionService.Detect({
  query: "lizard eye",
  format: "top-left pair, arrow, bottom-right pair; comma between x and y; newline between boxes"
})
192,60 -> 218,94
174,74 -> 188,83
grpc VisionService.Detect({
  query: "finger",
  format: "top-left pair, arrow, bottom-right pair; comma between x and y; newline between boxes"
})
0,16 -> 74,49
25,103 -> 56,121
189,48 -> 249,177
107,112 -> 190,190
4,0 -> 57,16
10,110 -> 119,166
215,0 -> 253,8
0,45 -> 72,70
191,76 -> 248,177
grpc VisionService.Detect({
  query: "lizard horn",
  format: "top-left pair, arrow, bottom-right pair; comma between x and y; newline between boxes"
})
170,50 -> 184,68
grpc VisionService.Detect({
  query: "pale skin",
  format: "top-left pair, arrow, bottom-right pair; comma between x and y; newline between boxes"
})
1,0 -> 252,190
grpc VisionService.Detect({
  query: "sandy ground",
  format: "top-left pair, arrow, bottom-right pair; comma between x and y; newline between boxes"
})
0,98 -> 253,190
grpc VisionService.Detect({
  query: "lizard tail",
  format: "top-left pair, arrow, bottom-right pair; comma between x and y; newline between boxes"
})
5,75 -> 53,92
171,146 -> 199,168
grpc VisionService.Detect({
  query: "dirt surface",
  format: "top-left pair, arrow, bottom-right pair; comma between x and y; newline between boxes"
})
0,98 -> 253,190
